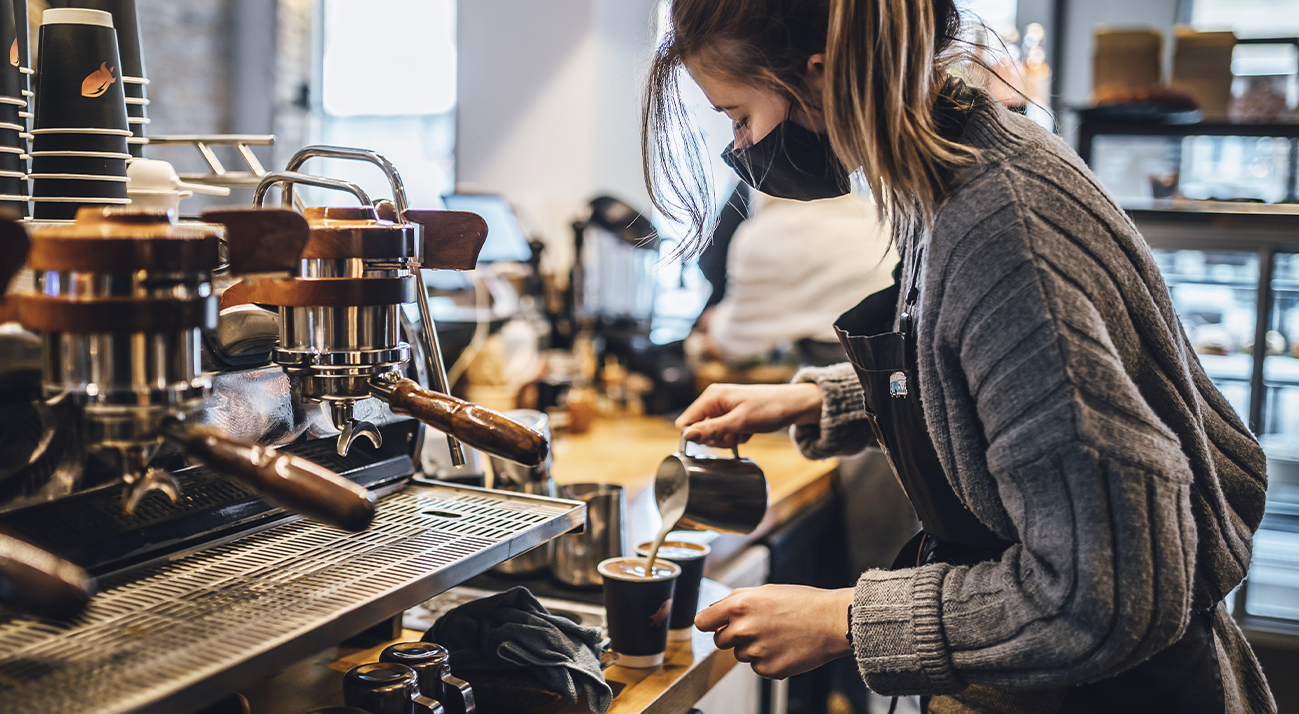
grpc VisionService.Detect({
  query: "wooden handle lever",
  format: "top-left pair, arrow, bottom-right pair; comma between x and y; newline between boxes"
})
374,378 -> 548,466
171,424 -> 377,532
0,532 -> 94,619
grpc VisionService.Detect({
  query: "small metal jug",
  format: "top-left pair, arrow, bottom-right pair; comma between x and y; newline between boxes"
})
655,431 -> 768,534
343,662 -> 445,714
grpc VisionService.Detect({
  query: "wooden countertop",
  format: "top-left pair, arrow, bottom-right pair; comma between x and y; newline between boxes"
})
549,415 -> 838,565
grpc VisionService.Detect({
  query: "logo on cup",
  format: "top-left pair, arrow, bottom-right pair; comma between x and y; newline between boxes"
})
81,63 -> 117,98
8,39 -> 15,67
649,598 -> 673,627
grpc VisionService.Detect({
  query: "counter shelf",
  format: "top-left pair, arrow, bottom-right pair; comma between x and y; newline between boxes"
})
0,482 -> 584,714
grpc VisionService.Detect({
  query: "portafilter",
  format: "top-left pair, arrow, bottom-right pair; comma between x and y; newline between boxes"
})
210,147 -> 547,466
0,208 -> 377,534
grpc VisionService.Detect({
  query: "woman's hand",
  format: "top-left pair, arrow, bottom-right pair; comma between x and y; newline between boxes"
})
695,584 -> 854,680
675,383 -> 822,449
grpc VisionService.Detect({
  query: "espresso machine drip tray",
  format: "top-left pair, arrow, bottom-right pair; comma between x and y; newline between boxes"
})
0,483 -> 584,714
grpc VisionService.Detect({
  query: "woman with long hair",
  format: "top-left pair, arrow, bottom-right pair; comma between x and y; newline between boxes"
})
643,1 -> 1275,712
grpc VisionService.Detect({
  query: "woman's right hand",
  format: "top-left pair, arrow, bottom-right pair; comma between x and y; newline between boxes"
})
675,383 -> 823,449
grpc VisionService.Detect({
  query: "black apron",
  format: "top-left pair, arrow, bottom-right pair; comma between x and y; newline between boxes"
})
833,254 -> 1224,713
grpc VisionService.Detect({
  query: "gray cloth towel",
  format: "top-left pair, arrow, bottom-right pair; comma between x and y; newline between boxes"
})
424,586 -> 612,714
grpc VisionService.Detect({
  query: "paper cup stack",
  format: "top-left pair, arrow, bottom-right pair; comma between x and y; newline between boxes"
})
30,8 -> 130,220
0,0 -> 29,216
78,0 -> 147,156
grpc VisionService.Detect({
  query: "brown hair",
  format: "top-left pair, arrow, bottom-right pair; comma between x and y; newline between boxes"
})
642,0 -> 979,251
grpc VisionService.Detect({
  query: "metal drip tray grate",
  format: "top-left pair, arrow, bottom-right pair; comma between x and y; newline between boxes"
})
0,483 -> 584,714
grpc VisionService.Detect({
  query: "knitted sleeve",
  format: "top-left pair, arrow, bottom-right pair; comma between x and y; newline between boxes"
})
789,362 -> 874,459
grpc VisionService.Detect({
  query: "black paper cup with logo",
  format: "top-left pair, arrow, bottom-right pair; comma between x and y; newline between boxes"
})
0,0 -> 22,99
34,9 -> 128,132
31,128 -> 130,154
599,556 -> 680,668
31,152 -> 126,175
74,0 -> 145,80
634,540 -> 711,642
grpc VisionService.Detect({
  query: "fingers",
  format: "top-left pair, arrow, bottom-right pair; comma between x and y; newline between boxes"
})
694,598 -> 733,632
675,384 -> 732,428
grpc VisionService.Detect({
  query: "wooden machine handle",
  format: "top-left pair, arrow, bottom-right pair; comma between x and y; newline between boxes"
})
403,209 -> 489,271
0,532 -> 95,619
376,378 -> 548,466
171,424 -> 377,532
202,208 -> 312,276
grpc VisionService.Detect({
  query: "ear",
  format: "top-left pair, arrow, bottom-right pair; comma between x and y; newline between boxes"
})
805,53 -> 827,86
805,53 -> 826,97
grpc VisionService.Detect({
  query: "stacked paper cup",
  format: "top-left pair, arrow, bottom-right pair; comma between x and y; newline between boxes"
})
78,0 -> 147,157
0,0 -> 29,216
29,8 -> 130,220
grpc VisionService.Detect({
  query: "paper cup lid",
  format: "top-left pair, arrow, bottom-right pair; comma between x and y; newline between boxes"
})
42,8 -> 114,28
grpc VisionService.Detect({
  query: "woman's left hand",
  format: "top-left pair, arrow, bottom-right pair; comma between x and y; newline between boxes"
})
695,584 -> 855,679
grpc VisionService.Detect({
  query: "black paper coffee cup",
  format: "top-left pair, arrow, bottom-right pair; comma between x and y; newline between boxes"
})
32,198 -> 125,219
599,556 -> 680,668
34,9 -> 128,132
0,174 -> 26,196
634,540 -> 711,641
32,175 -> 128,199
0,0 -> 22,99
31,130 -> 129,154
0,150 -> 24,175
31,153 -> 125,175
73,0 -> 145,80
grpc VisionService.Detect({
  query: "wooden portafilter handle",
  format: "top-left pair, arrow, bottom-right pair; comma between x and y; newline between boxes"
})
0,532 -> 95,619
165,422 -> 377,532
372,378 -> 549,467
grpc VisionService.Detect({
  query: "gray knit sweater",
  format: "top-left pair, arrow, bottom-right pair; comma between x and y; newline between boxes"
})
792,100 -> 1274,712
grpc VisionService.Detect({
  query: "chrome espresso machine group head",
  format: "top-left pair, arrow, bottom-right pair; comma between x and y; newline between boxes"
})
223,146 -> 548,467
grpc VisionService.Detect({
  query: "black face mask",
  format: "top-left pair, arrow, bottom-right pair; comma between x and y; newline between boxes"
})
721,121 -> 851,201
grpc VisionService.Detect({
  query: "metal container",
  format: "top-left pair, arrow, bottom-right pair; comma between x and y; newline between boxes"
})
490,409 -> 555,576
380,642 -> 475,714
655,434 -> 768,535
552,482 -> 626,588
343,662 -> 444,714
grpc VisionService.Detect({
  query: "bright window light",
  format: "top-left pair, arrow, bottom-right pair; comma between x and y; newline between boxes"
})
322,0 -> 456,117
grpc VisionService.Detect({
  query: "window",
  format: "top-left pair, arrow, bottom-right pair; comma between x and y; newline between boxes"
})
306,0 -> 457,207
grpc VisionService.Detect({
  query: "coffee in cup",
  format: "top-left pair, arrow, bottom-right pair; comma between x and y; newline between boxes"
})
598,556 -> 680,668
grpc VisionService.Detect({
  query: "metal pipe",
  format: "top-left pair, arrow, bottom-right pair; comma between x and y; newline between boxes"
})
251,171 -> 374,211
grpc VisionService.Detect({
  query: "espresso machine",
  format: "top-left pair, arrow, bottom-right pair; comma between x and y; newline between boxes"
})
0,208 -> 382,616
223,145 -> 547,465
0,149 -> 550,616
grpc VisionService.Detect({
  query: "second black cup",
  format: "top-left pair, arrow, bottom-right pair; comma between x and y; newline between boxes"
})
34,8 -> 128,132
634,540 -> 711,642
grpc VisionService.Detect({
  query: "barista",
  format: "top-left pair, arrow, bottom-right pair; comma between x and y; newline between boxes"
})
642,1 -> 1275,712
